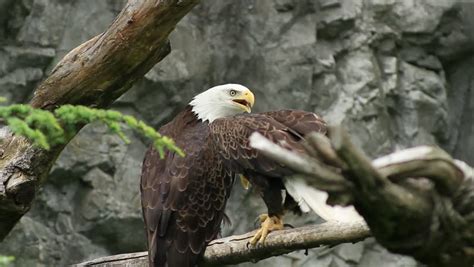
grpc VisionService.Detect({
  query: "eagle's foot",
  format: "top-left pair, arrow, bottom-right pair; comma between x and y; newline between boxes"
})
249,214 -> 284,246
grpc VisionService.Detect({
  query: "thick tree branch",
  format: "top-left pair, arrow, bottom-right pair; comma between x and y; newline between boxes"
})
73,221 -> 370,266
0,0 -> 199,240
30,0 -> 198,109
249,128 -> 474,267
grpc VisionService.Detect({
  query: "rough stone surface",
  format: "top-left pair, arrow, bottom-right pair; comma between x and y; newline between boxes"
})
0,0 -> 473,266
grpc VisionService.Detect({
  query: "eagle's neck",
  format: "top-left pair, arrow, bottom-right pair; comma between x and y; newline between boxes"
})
189,96 -> 241,123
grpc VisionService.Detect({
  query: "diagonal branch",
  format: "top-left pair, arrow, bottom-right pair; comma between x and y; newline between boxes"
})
30,0 -> 198,109
0,0 -> 200,240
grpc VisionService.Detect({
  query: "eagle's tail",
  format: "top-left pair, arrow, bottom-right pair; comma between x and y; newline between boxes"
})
284,177 -> 363,222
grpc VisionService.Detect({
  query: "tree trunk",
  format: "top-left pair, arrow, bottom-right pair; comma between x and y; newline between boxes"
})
0,0 -> 199,241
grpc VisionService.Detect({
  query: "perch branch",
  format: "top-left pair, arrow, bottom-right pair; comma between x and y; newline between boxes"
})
0,0 -> 199,240
73,221 -> 370,266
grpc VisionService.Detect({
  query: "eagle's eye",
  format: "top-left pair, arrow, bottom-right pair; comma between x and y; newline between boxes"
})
229,89 -> 237,96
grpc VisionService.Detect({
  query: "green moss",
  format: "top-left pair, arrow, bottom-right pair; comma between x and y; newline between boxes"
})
0,255 -> 14,267
0,104 -> 184,158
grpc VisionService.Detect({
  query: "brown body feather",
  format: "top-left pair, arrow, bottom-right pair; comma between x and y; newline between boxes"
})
141,106 -> 326,267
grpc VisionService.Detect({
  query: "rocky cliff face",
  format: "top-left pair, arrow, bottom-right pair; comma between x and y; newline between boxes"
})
0,0 -> 473,266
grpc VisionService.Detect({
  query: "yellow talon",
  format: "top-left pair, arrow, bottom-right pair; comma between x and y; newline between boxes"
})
240,174 -> 250,190
249,214 -> 284,246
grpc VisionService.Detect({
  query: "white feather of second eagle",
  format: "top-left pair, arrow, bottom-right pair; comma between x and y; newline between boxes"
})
284,177 -> 364,222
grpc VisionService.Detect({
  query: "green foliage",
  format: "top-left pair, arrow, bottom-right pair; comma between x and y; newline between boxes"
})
0,256 -> 14,267
0,104 -> 184,158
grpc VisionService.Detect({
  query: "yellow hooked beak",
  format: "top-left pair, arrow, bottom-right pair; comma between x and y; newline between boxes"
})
232,89 -> 255,113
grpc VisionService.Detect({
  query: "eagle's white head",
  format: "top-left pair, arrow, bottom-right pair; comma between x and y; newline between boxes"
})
190,84 -> 255,122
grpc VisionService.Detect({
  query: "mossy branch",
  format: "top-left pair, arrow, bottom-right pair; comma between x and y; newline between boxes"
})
0,104 -> 183,158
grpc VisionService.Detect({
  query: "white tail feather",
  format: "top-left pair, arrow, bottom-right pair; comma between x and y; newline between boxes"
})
284,177 -> 363,222
284,179 -> 311,213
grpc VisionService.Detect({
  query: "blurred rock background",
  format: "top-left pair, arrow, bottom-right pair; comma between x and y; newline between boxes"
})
0,0 -> 473,266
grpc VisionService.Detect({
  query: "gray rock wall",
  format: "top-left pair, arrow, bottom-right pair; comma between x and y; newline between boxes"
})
0,0 -> 473,266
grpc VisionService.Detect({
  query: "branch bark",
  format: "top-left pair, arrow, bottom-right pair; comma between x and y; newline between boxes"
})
73,221 -> 370,266
0,0 -> 199,240
249,128 -> 474,267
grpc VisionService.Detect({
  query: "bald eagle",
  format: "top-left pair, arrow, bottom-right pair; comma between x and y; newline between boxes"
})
140,84 -> 361,267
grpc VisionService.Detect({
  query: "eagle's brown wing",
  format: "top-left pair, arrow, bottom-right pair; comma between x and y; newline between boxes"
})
209,109 -> 326,176
141,115 -> 233,267
261,109 -> 327,136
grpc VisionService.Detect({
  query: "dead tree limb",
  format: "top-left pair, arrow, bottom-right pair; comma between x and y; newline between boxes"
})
73,221 -> 370,266
249,127 -> 474,267
0,0 -> 199,241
